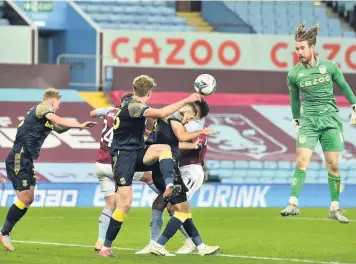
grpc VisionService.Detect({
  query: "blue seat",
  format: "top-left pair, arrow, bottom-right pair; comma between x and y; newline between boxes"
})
264,161 -> 277,170
112,6 -> 125,14
278,161 -> 291,170
205,160 -> 219,170
235,161 -> 249,169
87,5 -> 99,13
249,161 -> 263,169
260,170 -> 275,178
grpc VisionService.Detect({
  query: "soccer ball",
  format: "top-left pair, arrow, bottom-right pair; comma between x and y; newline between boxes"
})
194,74 -> 216,96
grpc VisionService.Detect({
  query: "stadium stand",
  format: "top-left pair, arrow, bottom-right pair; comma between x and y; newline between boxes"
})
325,1 -> 356,32
0,1 -> 10,25
206,160 -> 356,184
223,1 -> 356,37
76,0 -> 196,32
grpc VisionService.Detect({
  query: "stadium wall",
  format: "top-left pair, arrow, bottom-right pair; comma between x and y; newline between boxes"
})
0,64 -> 70,88
103,30 -> 356,73
0,26 -> 35,64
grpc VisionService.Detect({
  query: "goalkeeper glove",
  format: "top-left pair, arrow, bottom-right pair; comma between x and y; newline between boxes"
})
293,119 -> 300,133
350,104 -> 356,126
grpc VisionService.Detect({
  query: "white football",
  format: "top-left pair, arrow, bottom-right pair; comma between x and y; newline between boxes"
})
194,74 -> 216,96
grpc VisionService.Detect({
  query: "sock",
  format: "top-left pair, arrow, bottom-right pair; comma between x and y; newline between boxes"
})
288,196 -> 299,206
290,168 -> 306,198
328,173 -> 341,206
150,209 -> 164,242
1,200 -> 28,236
182,217 -> 203,247
168,211 -> 191,241
159,151 -> 174,186
148,183 -> 159,194
103,209 -> 126,248
98,208 -> 113,242
156,215 -> 183,246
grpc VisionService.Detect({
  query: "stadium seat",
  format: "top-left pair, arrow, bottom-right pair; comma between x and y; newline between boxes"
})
223,1 -> 356,37
77,0 -> 191,31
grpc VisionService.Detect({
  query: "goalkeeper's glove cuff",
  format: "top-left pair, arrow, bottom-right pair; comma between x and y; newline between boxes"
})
351,104 -> 356,112
293,119 -> 300,127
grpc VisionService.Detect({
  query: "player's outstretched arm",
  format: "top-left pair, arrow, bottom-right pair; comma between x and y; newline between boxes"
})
53,125 -> 70,134
332,64 -> 356,125
171,120 -> 214,142
90,107 -> 116,119
143,93 -> 201,119
179,142 -> 199,150
46,113 -> 97,129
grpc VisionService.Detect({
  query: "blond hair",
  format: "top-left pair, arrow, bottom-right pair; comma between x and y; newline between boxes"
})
133,75 -> 156,97
295,23 -> 319,47
43,87 -> 61,101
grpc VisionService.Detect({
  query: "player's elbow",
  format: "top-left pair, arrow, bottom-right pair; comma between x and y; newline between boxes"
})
90,110 -> 97,118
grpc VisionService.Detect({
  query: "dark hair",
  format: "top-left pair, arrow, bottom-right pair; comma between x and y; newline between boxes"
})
194,98 -> 209,119
120,92 -> 133,107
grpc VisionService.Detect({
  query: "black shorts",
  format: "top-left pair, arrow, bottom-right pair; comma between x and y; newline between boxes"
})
112,146 -> 150,187
151,162 -> 188,205
6,151 -> 36,191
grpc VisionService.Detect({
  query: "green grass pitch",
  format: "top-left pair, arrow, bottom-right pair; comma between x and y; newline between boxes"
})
1,208 -> 355,264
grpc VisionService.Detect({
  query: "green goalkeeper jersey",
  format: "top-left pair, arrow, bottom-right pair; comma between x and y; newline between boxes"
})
287,57 -> 343,116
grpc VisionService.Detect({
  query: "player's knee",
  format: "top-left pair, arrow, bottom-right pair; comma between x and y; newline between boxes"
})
296,155 -> 310,170
152,195 -> 167,211
120,203 -> 131,214
106,197 -> 117,212
326,160 -> 339,175
167,203 -> 175,215
160,144 -> 171,154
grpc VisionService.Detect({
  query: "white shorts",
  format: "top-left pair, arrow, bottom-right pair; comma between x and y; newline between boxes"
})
180,164 -> 205,201
96,162 -> 144,197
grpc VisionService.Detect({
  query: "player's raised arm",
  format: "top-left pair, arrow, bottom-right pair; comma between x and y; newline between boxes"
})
331,62 -> 356,125
46,113 -> 97,129
90,107 -> 116,118
171,120 -> 213,142
287,72 -> 301,130
143,93 -> 201,119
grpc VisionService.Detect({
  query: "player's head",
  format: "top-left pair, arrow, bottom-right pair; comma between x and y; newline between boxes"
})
120,92 -> 133,107
294,23 -> 319,64
42,87 -> 61,112
193,98 -> 209,120
132,75 -> 157,103
179,103 -> 198,124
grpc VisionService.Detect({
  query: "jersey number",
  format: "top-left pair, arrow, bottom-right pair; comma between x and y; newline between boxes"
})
101,119 -> 114,147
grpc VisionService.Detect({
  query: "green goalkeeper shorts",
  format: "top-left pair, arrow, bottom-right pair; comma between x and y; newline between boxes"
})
296,112 -> 344,152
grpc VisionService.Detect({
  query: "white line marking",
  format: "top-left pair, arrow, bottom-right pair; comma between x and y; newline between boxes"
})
11,240 -> 356,264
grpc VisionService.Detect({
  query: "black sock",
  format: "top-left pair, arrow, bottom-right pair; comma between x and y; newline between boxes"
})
1,203 -> 28,236
156,217 -> 182,246
104,218 -> 123,248
182,218 -> 203,246
159,158 -> 174,186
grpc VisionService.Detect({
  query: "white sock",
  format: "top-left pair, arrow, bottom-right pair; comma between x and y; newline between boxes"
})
197,243 -> 206,250
330,201 -> 339,211
153,241 -> 163,248
288,196 -> 298,206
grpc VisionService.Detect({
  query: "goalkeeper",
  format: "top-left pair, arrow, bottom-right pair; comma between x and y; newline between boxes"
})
281,23 -> 356,224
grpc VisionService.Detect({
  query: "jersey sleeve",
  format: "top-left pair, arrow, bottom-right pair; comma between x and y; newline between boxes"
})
128,102 -> 149,118
185,120 -> 204,132
35,104 -> 54,119
94,107 -> 116,118
287,71 -> 298,91
167,111 -> 182,123
330,61 -> 343,81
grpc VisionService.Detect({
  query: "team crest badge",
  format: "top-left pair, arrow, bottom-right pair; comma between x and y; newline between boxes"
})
22,180 -> 28,187
319,65 -> 326,74
299,135 -> 306,144
120,177 -> 126,185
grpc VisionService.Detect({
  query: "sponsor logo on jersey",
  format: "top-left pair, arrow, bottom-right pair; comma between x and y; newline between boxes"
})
299,75 -> 331,88
205,114 -> 287,159
298,135 -> 306,144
